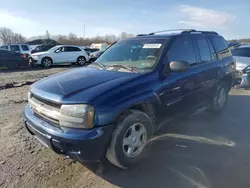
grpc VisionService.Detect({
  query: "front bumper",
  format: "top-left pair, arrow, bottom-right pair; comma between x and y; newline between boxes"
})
23,105 -> 114,162
89,57 -> 98,63
29,57 -> 41,65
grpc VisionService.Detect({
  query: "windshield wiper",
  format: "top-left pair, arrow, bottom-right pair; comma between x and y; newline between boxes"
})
107,64 -> 138,73
90,62 -> 106,69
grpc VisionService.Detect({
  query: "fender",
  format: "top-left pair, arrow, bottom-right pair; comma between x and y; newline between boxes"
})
95,90 -> 161,126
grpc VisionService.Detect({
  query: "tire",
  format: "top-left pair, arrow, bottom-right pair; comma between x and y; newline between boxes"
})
7,61 -> 18,70
29,58 -> 36,67
77,56 -> 86,66
208,81 -> 229,113
106,109 -> 153,169
41,57 -> 52,68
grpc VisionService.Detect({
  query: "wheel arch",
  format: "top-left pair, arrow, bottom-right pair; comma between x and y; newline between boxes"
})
77,56 -> 86,61
220,73 -> 233,89
42,56 -> 53,64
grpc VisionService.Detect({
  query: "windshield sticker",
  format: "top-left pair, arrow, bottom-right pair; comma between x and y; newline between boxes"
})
143,44 -> 162,48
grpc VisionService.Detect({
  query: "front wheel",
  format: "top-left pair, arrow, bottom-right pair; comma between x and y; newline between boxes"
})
208,81 -> 229,113
106,110 -> 153,169
41,57 -> 52,68
77,56 -> 86,66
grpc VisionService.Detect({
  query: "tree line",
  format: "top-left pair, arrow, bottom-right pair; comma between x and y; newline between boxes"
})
0,27 -> 135,46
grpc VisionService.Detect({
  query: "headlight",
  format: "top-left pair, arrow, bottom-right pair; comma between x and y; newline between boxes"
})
90,53 -> 98,58
28,91 -> 31,99
32,55 -> 41,59
59,104 -> 94,129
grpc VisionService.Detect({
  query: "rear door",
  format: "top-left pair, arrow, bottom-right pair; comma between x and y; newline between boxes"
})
160,35 -> 203,118
0,50 -> 20,67
191,35 -> 219,102
65,46 -> 82,62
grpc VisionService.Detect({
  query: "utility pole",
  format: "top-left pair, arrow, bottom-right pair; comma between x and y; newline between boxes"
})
83,24 -> 85,39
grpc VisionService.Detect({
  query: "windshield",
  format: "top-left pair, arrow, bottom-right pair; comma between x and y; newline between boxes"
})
96,39 -> 166,70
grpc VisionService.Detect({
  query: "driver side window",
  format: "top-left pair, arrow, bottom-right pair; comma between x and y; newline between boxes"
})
167,36 -> 197,66
55,47 -> 66,53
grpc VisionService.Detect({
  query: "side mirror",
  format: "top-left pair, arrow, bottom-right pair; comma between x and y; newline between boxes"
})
169,61 -> 189,72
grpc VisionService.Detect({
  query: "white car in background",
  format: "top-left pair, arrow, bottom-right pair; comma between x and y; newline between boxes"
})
232,45 -> 250,88
30,45 -> 89,68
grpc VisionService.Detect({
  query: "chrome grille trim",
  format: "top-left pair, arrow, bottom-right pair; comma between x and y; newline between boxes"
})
28,95 -> 84,124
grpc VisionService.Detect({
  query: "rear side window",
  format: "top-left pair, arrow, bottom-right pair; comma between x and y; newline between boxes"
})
167,36 -> 197,66
1,46 -> 8,50
195,35 -> 211,63
208,36 -> 231,59
21,45 -> 29,51
66,47 -> 81,52
207,38 -> 217,60
10,45 -> 21,52
232,48 -> 250,57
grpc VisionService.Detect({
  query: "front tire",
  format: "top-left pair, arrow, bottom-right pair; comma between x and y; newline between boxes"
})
208,81 -> 229,113
41,57 -> 52,68
77,56 -> 86,66
106,110 -> 153,169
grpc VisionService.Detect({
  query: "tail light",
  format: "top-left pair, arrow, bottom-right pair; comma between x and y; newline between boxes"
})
20,54 -> 26,58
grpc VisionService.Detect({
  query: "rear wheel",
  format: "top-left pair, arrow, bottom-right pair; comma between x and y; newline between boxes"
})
106,110 -> 153,169
41,57 -> 52,68
208,81 -> 229,113
77,56 -> 86,66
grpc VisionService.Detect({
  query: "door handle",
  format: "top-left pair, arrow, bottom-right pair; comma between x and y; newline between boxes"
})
171,86 -> 181,91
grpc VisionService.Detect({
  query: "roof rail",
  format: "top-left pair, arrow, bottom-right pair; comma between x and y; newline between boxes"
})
148,29 -> 196,35
187,30 -> 219,35
136,29 -> 219,37
136,34 -> 148,37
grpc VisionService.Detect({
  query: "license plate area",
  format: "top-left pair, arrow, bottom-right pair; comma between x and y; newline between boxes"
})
26,121 -> 52,148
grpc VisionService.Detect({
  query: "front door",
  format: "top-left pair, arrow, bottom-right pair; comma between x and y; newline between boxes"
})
159,36 -> 203,119
53,47 -> 68,64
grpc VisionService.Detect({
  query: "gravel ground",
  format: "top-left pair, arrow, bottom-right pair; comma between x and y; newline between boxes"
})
1,67 -> 250,188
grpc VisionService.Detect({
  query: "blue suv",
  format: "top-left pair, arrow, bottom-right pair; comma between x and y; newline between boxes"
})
23,29 -> 235,169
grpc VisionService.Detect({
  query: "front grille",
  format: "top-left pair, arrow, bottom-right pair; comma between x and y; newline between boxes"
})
29,95 -> 61,125
31,94 -> 61,108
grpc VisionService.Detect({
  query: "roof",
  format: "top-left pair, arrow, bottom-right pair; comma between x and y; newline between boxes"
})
54,45 -> 83,48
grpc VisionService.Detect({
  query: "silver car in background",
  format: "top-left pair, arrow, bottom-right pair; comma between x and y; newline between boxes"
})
232,45 -> 250,88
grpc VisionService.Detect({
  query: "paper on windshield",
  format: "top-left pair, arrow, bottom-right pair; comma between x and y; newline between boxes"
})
143,44 -> 162,48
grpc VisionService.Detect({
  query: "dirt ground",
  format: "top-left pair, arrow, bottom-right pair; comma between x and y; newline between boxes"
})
1,66 -> 250,188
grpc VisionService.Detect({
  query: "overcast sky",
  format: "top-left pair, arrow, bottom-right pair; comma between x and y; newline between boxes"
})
0,0 -> 249,39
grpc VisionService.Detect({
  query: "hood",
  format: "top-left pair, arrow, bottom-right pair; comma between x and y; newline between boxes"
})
30,67 -> 139,103
234,56 -> 250,71
32,51 -> 49,56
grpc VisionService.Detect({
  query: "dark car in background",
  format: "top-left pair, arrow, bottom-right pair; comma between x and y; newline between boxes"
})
31,45 -> 55,54
88,50 -> 105,62
82,47 -> 99,55
0,49 -> 29,69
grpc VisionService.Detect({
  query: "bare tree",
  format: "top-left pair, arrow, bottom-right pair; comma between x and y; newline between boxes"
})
0,28 -> 13,44
0,27 -> 26,44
